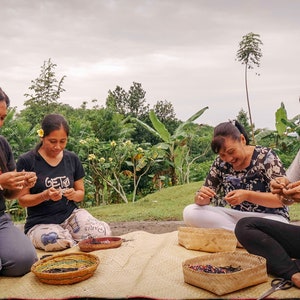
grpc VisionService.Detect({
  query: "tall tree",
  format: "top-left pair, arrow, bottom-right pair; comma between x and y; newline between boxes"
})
236,32 -> 263,143
21,58 -> 66,125
106,82 -> 151,143
106,82 -> 149,118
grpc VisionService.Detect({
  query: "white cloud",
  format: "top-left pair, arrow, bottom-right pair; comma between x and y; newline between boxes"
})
0,0 -> 299,130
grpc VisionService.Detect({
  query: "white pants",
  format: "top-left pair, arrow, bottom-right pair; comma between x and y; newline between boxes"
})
27,208 -> 111,251
183,204 -> 289,231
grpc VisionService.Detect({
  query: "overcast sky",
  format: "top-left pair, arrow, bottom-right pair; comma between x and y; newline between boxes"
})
1,0 -> 299,130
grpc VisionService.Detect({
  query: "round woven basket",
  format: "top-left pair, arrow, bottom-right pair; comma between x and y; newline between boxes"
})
31,253 -> 99,285
178,227 -> 237,252
182,251 -> 268,295
78,236 -> 122,252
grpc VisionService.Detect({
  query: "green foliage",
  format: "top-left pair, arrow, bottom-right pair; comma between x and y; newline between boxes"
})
236,108 -> 252,142
275,102 -> 288,136
78,138 -> 166,204
21,58 -> 66,125
106,82 -> 149,118
236,32 -> 263,70
1,108 -> 39,158
255,102 -> 299,167
134,107 -> 209,185
5,199 -> 26,221
189,159 -> 215,182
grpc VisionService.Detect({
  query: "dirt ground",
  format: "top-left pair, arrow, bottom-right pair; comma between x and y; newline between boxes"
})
109,220 -> 300,236
109,220 -> 185,236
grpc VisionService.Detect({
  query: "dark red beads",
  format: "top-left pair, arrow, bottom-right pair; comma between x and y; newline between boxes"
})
188,264 -> 241,274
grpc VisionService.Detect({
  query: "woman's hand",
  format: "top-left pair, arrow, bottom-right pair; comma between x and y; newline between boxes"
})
225,190 -> 247,206
194,186 -> 215,205
270,177 -> 290,195
63,188 -> 76,200
24,172 -> 37,188
0,171 -> 27,190
45,187 -> 63,201
282,181 -> 300,203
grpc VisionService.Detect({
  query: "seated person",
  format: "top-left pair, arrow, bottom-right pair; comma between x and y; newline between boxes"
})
235,149 -> 300,288
183,120 -> 289,231
17,114 -> 111,252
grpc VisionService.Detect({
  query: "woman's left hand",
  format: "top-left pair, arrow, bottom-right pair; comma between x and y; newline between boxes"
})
63,188 -> 76,200
224,190 -> 246,206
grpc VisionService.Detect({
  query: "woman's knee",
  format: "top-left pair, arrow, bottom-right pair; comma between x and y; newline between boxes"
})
28,225 -> 75,251
235,217 -> 257,240
0,248 -> 37,277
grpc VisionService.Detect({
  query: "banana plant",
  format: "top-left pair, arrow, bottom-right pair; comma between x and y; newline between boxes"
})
133,106 -> 209,185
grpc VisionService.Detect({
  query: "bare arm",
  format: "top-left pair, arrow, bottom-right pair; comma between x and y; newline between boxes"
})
225,189 -> 283,207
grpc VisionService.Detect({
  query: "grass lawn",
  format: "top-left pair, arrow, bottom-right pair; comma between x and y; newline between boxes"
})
86,181 -> 300,223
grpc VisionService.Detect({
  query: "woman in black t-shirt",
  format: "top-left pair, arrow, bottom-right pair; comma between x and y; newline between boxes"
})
17,114 -> 111,251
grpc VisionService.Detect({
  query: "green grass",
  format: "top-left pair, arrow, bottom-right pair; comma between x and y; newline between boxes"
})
86,181 -> 300,223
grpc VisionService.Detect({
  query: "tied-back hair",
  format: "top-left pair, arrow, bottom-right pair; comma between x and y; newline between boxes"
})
211,120 -> 250,154
36,114 -> 70,151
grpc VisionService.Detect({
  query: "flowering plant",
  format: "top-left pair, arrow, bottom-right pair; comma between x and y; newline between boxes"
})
37,129 -> 44,137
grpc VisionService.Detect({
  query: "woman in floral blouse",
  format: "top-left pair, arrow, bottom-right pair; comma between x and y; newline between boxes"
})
183,120 -> 289,231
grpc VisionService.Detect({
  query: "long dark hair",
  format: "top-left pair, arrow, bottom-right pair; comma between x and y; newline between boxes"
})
211,120 -> 250,154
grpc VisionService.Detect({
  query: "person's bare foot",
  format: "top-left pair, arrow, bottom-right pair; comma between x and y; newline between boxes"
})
291,272 -> 300,288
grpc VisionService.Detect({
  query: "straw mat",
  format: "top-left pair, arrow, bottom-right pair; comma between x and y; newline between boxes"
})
0,230 -> 299,299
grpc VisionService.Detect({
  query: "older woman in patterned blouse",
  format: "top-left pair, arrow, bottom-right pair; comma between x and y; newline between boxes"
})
183,120 -> 289,231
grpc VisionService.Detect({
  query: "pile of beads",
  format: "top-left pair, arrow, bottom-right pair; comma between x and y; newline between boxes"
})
188,264 -> 242,274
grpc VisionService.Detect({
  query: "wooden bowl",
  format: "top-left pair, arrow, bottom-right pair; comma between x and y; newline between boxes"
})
31,253 -> 99,285
78,236 -> 123,252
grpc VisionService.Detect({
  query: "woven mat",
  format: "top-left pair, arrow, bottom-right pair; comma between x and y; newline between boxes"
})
0,230 -> 299,299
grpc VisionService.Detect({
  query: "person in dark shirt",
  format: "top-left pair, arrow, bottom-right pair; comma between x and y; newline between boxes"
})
235,150 -> 300,288
17,113 -> 111,251
0,87 -> 37,276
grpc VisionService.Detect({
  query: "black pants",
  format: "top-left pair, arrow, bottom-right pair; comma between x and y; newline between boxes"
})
235,217 -> 300,280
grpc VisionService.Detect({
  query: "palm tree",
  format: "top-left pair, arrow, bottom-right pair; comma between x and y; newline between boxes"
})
236,32 -> 263,144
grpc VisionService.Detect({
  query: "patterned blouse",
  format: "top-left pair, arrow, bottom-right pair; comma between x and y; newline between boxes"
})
204,146 -> 289,220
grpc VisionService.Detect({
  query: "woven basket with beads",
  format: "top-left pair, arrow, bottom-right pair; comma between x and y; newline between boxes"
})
31,253 -> 99,285
182,251 -> 268,295
178,227 -> 237,252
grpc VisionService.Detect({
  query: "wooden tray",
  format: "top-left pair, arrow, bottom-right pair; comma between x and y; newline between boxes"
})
78,236 -> 122,252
